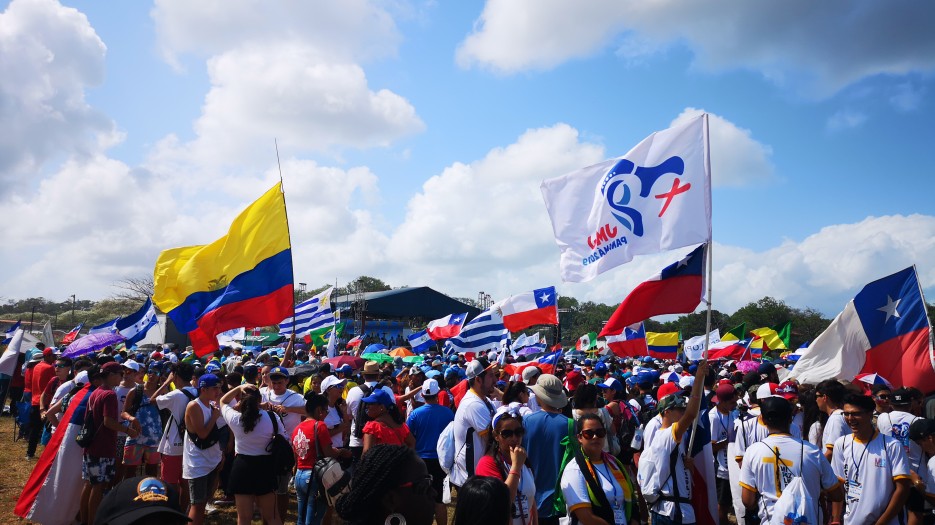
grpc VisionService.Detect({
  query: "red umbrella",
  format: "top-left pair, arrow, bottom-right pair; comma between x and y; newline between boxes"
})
323,355 -> 364,370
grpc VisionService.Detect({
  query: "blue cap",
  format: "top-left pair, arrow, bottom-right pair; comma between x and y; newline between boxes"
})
584,359 -> 593,366
205,363 -> 221,374
642,356 -> 653,363
426,370 -> 442,379
448,355 -> 459,363
361,388 -> 394,406
594,362 -> 608,374
198,374 -> 220,389
337,364 -> 353,373
269,366 -> 289,378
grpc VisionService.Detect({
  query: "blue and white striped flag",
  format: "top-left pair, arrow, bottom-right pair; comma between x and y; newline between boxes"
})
408,330 -> 434,353
89,317 -> 121,335
2,321 -> 21,345
279,287 -> 335,336
444,309 -> 508,354
115,298 -> 158,347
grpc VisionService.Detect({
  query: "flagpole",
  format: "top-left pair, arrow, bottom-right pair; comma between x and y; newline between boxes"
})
688,113 -> 713,454
274,139 -> 296,338
913,265 -> 935,374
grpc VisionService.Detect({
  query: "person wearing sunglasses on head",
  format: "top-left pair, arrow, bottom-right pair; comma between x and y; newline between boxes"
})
560,412 -> 637,525
476,405 -> 538,525
637,359 -> 709,525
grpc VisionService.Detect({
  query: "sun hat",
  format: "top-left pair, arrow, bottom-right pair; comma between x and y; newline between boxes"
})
361,388 -> 394,407
362,361 -> 381,375
531,374 -> 568,409
94,476 -> 190,525
320,375 -> 347,393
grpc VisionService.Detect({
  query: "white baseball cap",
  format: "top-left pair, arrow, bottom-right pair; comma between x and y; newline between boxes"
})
123,360 -> 141,372
320,375 -> 347,393
421,378 -> 441,396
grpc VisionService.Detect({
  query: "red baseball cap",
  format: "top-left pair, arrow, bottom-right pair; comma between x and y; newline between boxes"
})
657,381 -> 681,401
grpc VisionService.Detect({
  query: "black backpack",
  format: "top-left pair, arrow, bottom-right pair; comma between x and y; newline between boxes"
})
352,384 -> 373,439
128,384 -> 144,417
266,411 -> 296,475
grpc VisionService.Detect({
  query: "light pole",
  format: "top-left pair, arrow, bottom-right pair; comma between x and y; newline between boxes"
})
70,294 -> 76,325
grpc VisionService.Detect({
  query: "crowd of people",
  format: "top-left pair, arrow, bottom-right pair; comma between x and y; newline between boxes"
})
5,337 -> 935,525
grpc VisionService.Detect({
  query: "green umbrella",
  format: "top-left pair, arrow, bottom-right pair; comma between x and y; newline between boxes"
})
361,352 -> 394,363
402,355 -> 424,364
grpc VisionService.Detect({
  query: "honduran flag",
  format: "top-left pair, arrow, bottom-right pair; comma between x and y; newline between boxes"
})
16,385 -> 92,523
153,183 -> 294,357
88,317 -> 120,335
599,244 -> 706,337
789,266 -> 935,388
61,323 -> 83,344
2,320 -> 21,344
605,322 -> 649,358
495,286 -> 558,332
426,313 -> 468,340
646,331 -> 679,359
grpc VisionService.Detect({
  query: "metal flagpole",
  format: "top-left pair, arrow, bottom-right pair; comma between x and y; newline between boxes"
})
275,139 -> 297,366
913,265 -> 935,374
687,112 -> 713,454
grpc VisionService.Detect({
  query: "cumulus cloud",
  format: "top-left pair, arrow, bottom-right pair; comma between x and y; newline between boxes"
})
671,108 -> 774,186
826,109 -> 867,131
151,0 -> 400,68
0,0 -> 119,196
456,0 -> 935,97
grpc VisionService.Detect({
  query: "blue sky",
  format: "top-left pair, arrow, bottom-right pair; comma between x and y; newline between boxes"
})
2,0 -> 934,319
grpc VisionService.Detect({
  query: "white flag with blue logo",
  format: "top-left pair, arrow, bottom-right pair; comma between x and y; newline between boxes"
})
408,330 -> 434,353
444,309 -> 508,354
115,298 -> 158,347
279,287 -> 335,336
540,114 -> 711,282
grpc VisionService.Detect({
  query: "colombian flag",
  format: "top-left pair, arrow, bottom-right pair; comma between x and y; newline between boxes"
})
153,183 -> 294,357
646,331 -> 679,359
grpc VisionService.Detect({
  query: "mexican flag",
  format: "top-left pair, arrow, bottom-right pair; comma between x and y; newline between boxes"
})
576,332 -> 597,351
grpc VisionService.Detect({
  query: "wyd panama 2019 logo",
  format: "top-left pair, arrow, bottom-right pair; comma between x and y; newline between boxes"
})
581,156 -> 689,266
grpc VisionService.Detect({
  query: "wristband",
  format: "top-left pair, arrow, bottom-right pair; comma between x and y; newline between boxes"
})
509,470 -> 520,476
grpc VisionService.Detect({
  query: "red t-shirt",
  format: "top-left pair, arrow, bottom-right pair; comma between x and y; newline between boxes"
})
31,362 -> 55,406
85,387 -> 118,458
476,455 -> 507,480
23,366 -> 33,395
291,419 -> 332,470
362,421 -> 410,446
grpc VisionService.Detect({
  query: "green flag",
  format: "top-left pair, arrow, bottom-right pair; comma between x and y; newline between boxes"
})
307,322 -> 344,347
772,321 -> 791,348
722,323 -> 746,341
576,332 -> 597,350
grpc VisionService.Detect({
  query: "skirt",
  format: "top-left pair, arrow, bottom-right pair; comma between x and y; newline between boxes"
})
228,454 -> 278,495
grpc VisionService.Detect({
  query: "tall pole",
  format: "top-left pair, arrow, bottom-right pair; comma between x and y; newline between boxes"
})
70,294 -> 76,325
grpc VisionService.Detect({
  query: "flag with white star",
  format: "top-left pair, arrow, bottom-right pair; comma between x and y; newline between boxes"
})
494,286 -> 559,332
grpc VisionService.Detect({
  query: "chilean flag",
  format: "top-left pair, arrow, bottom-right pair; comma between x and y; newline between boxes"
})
599,244 -> 705,338
61,323 -> 83,344
346,335 -> 362,348
605,322 -> 649,358
496,286 -> 559,332
707,338 -> 752,360
790,266 -> 935,388
426,313 -> 468,340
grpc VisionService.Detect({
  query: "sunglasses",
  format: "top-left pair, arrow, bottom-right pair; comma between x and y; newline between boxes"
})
399,474 -> 434,495
54,364 -> 70,369
875,394 -> 890,400
579,428 -> 607,440
842,410 -> 870,418
498,428 -> 526,439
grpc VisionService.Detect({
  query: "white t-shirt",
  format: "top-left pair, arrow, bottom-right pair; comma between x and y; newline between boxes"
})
807,421 -> 822,447
561,458 -> 626,523
346,382 -> 395,447
735,415 -> 802,463
51,379 -> 78,407
924,455 -> 935,500
450,389 -> 495,486
709,408 -> 737,479
822,409 -> 850,454
876,410 -> 923,473
405,386 -> 425,417
182,399 -> 227,480
114,384 -> 134,436
526,391 -> 541,413
831,432 -> 911,525
324,405 -> 343,448
637,422 -> 694,523
260,388 -> 305,436
155,386 -> 198,456
642,414 -> 662,452
739,433 -> 840,523
221,404 -> 285,455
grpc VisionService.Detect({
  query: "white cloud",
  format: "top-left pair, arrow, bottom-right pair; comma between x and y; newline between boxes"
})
0,0 -> 119,195
456,0 -> 935,97
826,109 -> 867,131
151,0 -> 400,68
671,108 -> 774,186
890,82 -> 924,112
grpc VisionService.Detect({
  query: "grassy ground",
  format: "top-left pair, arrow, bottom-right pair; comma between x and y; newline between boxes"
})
0,415 -> 459,525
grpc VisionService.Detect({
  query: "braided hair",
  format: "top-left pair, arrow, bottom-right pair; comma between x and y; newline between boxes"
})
336,444 -> 415,525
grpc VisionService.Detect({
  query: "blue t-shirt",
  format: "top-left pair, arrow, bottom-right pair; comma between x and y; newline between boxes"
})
407,403 -> 454,459
523,410 -> 572,517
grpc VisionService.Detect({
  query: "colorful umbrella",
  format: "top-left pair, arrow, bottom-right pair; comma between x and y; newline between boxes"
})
323,355 -> 364,370
402,355 -> 424,364
855,373 -> 893,388
389,347 -> 414,358
361,352 -> 394,363
516,347 -> 541,356
364,344 -> 388,354
62,332 -> 125,358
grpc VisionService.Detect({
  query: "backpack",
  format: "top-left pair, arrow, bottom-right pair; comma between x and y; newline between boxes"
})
166,388 -> 197,441
758,437 -> 812,525
127,384 -> 144,417
75,391 -> 100,448
351,384 -> 373,439
266,410 -> 296,475
313,421 -> 351,506
551,417 -> 579,517
437,421 -> 456,474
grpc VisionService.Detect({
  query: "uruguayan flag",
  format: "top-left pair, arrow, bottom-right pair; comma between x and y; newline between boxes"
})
279,287 -> 335,336
408,330 -> 434,353
89,317 -> 121,335
444,309 -> 508,354
115,298 -> 158,347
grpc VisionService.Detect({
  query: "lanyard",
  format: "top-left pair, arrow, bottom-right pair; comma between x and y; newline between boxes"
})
716,411 -> 729,438
504,459 -> 528,525
848,435 -> 871,482
593,460 -> 618,505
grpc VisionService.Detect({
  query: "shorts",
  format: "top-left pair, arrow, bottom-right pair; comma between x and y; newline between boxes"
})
715,476 -> 732,507
188,469 -> 218,505
907,484 -> 925,512
161,454 -> 183,485
82,454 -> 116,485
275,473 -> 291,496
123,443 -> 161,466
423,457 -> 446,504
115,435 -> 127,462
229,454 -> 277,495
